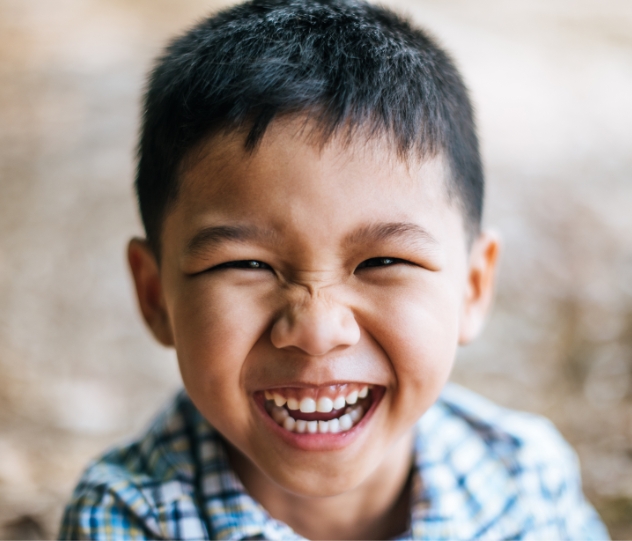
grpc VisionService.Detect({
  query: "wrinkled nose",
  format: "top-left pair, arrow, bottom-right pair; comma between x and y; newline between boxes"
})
270,294 -> 361,356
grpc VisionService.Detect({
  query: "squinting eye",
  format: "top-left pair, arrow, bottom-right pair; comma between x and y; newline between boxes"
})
356,257 -> 402,270
215,260 -> 272,270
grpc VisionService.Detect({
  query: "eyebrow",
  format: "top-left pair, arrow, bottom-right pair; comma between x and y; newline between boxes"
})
185,224 -> 275,256
185,221 -> 437,257
344,221 -> 438,247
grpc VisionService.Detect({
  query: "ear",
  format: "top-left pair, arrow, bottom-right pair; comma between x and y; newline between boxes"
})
458,230 -> 501,345
127,238 -> 174,347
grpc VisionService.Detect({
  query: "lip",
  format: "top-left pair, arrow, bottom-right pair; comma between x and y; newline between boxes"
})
253,385 -> 385,451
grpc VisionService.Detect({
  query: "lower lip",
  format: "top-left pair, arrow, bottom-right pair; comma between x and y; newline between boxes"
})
253,387 -> 385,451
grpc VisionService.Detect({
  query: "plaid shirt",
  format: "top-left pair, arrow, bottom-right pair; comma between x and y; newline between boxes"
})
59,384 -> 608,540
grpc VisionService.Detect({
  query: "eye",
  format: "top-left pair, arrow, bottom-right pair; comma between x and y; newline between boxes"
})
356,257 -> 406,270
213,260 -> 272,271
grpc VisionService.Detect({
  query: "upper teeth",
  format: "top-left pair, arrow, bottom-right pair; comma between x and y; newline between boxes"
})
268,386 -> 370,411
333,396 -> 346,409
299,397 -> 316,413
316,397 -> 333,412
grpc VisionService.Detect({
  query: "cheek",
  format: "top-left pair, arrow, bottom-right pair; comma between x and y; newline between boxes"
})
366,278 -> 462,416
169,279 -> 275,428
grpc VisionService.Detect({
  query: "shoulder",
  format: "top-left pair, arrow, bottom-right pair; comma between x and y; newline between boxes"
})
436,382 -> 573,469
413,384 -> 609,540
59,391 -> 210,540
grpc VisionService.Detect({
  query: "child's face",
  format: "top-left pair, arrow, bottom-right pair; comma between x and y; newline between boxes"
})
129,118 -> 498,497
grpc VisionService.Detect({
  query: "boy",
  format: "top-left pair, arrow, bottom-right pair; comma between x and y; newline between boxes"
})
59,0 -> 608,539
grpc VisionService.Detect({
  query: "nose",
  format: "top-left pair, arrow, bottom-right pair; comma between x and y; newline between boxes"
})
270,293 -> 361,356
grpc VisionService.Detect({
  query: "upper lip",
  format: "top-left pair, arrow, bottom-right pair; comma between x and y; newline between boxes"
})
257,381 -> 379,390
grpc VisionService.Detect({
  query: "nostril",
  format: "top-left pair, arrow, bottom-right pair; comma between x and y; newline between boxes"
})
270,316 -> 296,350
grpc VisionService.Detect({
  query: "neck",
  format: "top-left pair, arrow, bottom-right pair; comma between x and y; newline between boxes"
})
227,431 -> 414,540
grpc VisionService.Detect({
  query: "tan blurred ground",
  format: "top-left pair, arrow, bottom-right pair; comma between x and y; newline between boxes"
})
0,0 -> 631,538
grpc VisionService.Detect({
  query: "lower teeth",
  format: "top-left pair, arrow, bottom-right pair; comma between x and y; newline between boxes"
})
269,403 -> 365,434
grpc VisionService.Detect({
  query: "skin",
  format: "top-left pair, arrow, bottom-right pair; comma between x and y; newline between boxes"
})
128,118 -> 500,540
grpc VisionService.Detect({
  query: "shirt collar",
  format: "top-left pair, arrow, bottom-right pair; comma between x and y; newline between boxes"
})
193,418 -> 301,540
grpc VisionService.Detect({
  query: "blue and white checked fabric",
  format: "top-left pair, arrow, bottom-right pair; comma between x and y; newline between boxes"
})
59,384 -> 609,540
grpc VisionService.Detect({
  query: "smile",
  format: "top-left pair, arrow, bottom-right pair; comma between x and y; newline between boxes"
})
262,384 -> 376,435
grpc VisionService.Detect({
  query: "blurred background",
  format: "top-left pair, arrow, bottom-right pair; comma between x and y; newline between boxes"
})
0,0 -> 631,538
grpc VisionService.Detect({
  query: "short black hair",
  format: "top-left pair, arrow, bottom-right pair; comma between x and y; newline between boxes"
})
136,0 -> 483,256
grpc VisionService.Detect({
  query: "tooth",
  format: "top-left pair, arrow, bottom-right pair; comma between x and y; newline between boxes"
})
265,390 -> 274,400
316,397 -> 333,413
273,394 -> 286,407
345,391 -> 358,405
318,420 -> 330,433
329,418 -> 340,433
295,420 -> 307,433
350,406 -> 364,423
358,386 -> 368,398
287,397 -> 300,410
271,407 -> 288,425
307,420 -> 318,434
283,416 -> 296,431
299,397 -> 316,413
339,414 -> 353,431
333,396 -> 346,410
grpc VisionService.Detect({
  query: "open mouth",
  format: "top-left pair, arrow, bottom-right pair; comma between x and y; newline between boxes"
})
261,384 -> 378,435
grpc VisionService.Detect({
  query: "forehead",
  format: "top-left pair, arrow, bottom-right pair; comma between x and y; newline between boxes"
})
166,118 -> 463,250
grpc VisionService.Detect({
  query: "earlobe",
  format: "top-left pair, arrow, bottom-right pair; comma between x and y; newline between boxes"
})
458,230 -> 501,345
127,238 -> 175,347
